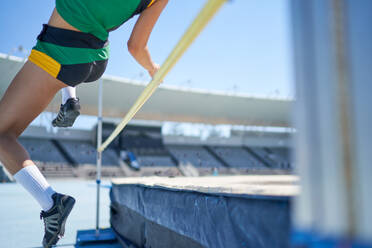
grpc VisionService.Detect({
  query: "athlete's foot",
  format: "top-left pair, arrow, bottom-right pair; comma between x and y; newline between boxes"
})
52,98 -> 81,127
40,193 -> 75,248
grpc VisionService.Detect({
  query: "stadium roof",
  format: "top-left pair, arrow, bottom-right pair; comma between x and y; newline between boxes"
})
0,53 -> 292,127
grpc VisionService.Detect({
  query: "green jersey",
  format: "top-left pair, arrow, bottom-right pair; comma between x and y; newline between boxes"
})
56,0 -> 153,41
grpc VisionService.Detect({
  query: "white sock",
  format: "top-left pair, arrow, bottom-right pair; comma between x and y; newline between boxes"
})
61,86 -> 77,104
13,165 -> 56,211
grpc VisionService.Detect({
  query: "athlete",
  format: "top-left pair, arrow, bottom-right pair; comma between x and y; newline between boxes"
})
0,0 -> 168,247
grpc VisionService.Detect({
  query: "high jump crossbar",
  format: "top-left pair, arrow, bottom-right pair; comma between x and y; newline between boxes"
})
97,0 -> 227,153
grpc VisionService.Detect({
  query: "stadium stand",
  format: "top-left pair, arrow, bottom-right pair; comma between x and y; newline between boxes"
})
119,126 -> 163,149
57,140 -> 119,166
209,146 -> 266,169
136,155 -> 175,167
167,145 -> 223,168
117,124 -> 178,168
5,123 -> 293,179
102,148 -> 121,166
36,164 -> 75,178
264,147 -> 291,169
267,147 -> 291,160
18,138 -> 76,177
57,140 -> 96,164
121,133 -> 163,149
19,137 -> 68,164
247,147 -> 291,169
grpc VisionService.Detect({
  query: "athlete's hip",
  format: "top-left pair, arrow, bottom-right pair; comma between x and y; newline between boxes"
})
29,24 -> 109,87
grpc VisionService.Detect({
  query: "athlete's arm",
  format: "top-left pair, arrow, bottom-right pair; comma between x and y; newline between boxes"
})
127,0 -> 168,77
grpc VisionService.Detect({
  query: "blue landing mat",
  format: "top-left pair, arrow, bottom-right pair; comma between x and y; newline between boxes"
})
110,184 -> 291,248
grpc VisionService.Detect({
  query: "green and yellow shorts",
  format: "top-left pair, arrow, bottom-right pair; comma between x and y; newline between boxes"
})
29,24 -> 109,87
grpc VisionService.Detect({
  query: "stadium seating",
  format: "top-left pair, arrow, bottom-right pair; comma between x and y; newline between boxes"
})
249,147 -> 291,169
19,138 -> 68,163
36,164 -> 75,178
18,138 -> 77,177
121,135 -> 163,149
265,147 -> 291,169
136,155 -> 175,167
268,147 -> 291,160
209,146 -> 265,169
15,126 -> 292,177
166,145 -> 223,168
58,140 -> 119,166
57,140 -> 96,164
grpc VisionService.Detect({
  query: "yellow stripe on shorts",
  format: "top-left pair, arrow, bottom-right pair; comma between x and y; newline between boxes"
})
147,0 -> 155,8
28,49 -> 61,78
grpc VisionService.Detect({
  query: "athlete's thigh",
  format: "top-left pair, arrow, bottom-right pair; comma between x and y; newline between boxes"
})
0,61 -> 66,136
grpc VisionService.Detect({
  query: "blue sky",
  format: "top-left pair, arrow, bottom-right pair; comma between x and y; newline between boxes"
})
0,0 -> 293,97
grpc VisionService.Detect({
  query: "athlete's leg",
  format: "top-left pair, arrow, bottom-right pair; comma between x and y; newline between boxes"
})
0,60 -> 76,247
0,60 -> 68,208
0,61 -> 65,175
0,8 -> 78,247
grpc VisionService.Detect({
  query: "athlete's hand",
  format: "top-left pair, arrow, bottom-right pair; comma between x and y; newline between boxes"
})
148,63 -> 160,78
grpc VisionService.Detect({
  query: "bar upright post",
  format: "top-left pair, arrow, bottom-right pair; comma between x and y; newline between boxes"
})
95,79 -> 103,236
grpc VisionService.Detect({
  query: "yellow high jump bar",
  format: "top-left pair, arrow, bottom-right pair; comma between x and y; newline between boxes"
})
98,0 -> 227,153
